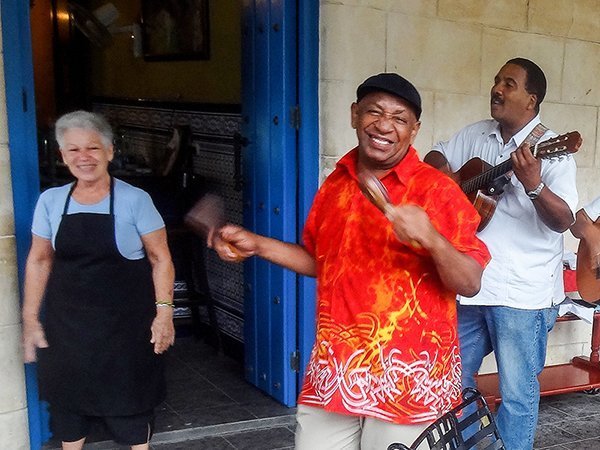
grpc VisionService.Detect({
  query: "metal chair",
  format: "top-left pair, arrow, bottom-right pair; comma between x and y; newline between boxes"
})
387,388 -> 505,450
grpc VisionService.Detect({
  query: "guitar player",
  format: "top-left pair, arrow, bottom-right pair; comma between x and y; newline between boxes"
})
424,58 -> 578,450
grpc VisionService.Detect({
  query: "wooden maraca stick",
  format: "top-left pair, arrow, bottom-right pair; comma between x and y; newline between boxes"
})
184,193 -> 244,260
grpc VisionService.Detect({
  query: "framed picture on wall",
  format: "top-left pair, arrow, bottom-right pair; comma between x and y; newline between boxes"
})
141,0 -> 210,61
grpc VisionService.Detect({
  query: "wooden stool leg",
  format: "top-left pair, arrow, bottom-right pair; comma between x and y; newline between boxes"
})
572,311 -> 600,369
590,311 -> 600,363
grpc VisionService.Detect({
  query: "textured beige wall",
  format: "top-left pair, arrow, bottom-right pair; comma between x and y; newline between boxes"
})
319,0 -> 600,370
0,18 -> 31,450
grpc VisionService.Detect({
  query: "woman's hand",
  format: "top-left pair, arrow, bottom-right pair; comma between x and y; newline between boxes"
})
22,235 -> 53,363
22,319 -> 49,363
142,228 -> 175,354
150,308 -> 175,354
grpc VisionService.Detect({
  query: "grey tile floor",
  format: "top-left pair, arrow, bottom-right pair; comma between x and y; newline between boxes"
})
152,389 -> 600,450
156,334 -> 295,433
44,334 -> 600,449
534,391 -> 600,449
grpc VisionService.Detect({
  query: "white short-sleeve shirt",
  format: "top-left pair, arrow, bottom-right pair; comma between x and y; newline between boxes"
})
433,116 -> 578,309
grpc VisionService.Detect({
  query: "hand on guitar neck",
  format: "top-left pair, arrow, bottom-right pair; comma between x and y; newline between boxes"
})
425,131 -> 582,231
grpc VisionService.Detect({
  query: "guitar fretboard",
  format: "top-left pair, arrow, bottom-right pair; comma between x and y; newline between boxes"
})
460,159 -> 513,194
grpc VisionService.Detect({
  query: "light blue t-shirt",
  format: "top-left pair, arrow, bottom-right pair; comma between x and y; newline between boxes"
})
32,179 -> 165,260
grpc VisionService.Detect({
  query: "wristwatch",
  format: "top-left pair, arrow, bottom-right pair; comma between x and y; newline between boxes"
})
526,182 -> 545,200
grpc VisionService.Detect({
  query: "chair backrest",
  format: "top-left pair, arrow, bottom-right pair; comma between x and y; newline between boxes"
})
387,388 -> 505,450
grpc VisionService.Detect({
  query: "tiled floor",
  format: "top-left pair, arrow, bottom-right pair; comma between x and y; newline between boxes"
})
534,391 -> 600,449
156,334 -> 295,433
43,333 -> 600,449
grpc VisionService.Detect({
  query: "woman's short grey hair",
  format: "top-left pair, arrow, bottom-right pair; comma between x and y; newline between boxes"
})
55,110 -> 114,149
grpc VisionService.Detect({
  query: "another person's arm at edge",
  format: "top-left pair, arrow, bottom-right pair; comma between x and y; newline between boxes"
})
571,208 -> 597,239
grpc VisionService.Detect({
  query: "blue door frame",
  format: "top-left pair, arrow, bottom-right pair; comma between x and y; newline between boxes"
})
1,1 -> 49,449
3,0 -> 319,445
296,0 -> 319,387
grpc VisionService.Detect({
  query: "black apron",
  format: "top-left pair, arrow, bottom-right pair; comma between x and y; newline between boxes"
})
38,178 -> 166,416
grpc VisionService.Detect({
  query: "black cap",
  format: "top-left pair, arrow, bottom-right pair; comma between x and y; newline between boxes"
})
356,73 -> 422,119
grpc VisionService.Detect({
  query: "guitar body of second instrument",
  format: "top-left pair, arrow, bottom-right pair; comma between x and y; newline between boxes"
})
576,239 -> 600,302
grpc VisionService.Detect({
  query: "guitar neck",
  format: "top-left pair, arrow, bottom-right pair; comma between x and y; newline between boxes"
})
457,131 -> 581,196
461,159 -> 513,194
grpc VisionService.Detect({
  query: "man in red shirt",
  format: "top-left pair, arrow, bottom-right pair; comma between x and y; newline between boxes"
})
210,73 -> 490,449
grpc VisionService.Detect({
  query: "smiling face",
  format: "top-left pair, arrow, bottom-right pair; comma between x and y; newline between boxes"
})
59,127 -> 114,184
351,91 -> 421,175
490,63 -> 538,136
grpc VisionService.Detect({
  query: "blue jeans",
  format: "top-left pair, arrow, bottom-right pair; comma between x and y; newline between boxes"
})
458,304 -> 558,450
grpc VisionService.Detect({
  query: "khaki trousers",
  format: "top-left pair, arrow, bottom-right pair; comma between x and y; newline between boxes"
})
295,404 -> 431,450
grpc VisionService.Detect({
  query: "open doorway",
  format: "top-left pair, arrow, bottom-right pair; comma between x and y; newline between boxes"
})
23,0 -> 319,446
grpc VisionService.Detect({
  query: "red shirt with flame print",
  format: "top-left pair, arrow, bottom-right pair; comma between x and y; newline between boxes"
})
298,147 -> 490,424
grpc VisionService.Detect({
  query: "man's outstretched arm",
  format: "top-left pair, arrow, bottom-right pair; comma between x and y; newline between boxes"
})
214,224 -> 316,277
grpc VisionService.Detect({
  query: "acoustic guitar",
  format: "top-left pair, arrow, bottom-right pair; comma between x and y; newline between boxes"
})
448,131 -> 582,231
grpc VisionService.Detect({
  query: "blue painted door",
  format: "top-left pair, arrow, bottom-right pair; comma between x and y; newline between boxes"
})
241,0 -> 319,406
241,0 -> 299,406
1,1 -> 49,449
296,0 -> 319,397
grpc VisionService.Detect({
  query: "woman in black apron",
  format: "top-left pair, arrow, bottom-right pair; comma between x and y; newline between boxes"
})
22,111 -> 175,450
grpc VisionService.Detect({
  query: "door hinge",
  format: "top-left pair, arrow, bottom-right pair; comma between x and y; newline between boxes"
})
290,350 -> 300,372
290,104 -> 301,130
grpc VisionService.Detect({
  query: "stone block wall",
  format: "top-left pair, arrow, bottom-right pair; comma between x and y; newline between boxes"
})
0,19 -> 31,450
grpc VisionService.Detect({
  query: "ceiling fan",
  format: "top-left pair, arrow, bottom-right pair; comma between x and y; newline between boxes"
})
67,1 -> 142,55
